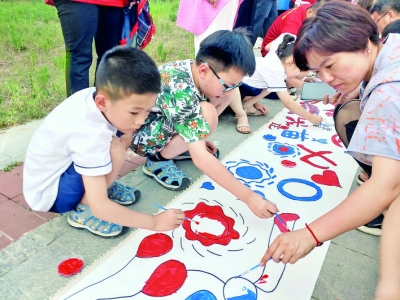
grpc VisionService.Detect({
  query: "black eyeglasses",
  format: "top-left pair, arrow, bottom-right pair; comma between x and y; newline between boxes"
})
199,59 -> 242,92
376,11 -> 388,23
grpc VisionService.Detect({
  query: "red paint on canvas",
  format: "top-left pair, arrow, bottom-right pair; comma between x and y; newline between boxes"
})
142,260 -> 187,296
183,202 -> 239,246
274,213 -> 300,233
137,233 -> 173,258
311,170 -> 342,187
258,274 -> 269,284
281,160 -> 296,168
58,258 -> 84,277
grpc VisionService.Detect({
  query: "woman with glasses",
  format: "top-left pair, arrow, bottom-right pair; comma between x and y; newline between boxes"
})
260,2 -> 400,298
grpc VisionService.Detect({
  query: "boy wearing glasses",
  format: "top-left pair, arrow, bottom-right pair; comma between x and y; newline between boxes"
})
131,30 -> 279,219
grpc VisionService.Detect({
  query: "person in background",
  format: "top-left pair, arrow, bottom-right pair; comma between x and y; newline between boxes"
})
370,0 -> 400,33
53,0 -> 125,96
261,3 -> 400,299
260,1 -> 321,57
382,18 -> 400,38
176,0 -> 242,55
233,0 -> 278,47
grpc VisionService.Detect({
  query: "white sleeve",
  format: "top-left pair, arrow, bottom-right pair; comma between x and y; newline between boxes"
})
69,124 -> 114,176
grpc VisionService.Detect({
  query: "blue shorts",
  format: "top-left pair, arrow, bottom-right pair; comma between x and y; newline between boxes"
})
49,164 -> 84,213
239,83 -> 263,100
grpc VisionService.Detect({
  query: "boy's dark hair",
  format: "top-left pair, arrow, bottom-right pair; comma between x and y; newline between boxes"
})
370,0 -> 400,14
276,34 -> 296,61
95,46 -> 161,101
294,1 -> 380,71
195,30 -> 256,77
382,20 -> 400,38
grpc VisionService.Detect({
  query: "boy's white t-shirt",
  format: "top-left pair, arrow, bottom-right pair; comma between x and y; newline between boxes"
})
23,88 -> 118,211
242,33 -> 296,93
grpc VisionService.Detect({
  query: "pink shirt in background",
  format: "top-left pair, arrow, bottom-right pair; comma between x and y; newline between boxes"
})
176,0 -> 241,35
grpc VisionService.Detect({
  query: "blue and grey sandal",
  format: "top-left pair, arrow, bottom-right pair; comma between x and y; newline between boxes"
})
108,182 -> 140,205
142,158 -> 190,190
68,204 -> 124,237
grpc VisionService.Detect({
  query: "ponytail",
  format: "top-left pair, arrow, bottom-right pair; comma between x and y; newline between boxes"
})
276,34 -> 296,61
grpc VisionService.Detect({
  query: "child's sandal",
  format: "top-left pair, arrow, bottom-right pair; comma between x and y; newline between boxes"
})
142,159 -> 190,190
68,205 -> 125,237
108,182 -> 140,205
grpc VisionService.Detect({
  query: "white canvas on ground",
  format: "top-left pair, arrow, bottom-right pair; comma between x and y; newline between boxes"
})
55,102 -> 358,300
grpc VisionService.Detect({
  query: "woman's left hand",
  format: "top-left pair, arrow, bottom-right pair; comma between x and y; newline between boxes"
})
260,228 -> 317,265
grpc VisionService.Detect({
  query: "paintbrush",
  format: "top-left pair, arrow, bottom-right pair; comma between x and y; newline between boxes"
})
152,203 -> 199,225
266,206 -> 291,232
237,258 -> 272,277
274,213 -> 291,232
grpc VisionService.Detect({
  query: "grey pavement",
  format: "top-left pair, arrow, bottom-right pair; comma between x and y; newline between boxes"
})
0,97 -> 379,300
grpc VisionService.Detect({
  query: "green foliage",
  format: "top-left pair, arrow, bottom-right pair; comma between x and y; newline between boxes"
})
0,0 -> 194,129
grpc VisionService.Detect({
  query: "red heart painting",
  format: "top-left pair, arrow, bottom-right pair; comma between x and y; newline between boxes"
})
311,170 -> 341,187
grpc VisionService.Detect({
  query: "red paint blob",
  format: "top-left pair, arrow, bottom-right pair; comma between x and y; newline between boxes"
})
331,134 -> 343,148
311,170 -> 342,187
57,258 -> 84,277
278,146 -> 289,152
281,160 -> 296,168
137,233 -> 173,258
183,202 -> 239,247
274,213 -> 300,233
142,260 -> 187,296
258,274 -> 269,284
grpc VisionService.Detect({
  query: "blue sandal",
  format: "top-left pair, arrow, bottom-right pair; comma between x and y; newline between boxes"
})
108,182 -> 140,205
142,158 -> 190,190
68,204 -> 124,237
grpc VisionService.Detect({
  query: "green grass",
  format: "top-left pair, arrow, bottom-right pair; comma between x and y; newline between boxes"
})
3,161 -> 23,172
0,0 -> 193,129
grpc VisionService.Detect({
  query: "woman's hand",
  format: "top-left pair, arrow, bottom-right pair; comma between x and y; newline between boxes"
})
260,228 -> 317,265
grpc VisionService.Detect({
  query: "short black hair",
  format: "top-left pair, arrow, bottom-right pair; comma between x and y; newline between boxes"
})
370,0 -> 400,14
95,46 -> 161,101
196,30 -> 256,77
382,20 -> 400,38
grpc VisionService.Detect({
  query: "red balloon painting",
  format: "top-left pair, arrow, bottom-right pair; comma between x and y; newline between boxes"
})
142,260 -> 187,296
137,233 -> 173,258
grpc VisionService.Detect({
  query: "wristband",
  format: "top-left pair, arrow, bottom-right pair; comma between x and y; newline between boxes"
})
305,223 -> 323,247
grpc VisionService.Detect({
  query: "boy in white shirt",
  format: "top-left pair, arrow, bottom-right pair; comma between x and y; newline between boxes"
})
23,47 -> 185,237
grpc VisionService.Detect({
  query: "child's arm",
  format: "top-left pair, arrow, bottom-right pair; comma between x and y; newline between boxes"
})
188,140 -> 278,218
82,175 -> 185,231
260,155 -> 400,265
277,91 -> 322,124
